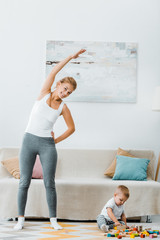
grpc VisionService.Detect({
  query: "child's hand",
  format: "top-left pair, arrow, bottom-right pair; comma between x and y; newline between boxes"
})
115,221 -> 121,226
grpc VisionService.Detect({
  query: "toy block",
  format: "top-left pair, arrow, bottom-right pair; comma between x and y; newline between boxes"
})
143,231 -> 149,236
133,233 -> 139,237
130,234 -> 135,238
114,227 -> 117,230
138,226 -> 143,232
153,233 -> 158,238
120,234 -> 127,237
125,230 -> 129,232
111,234 -> 116,237
149,234 -> 154,238
107,233 -> 112,237
153,231 -> 159,235
148,231 -> 154,234
112,230 -> 119,234
115,233 -> 119,237
118,236 -> 122,239
140,234 -> 145,238
116,225 -> 127,231
114,233 -> 119,237
149,234 -> 157,238
116,230 -> 120,234
133,228 -> 138,231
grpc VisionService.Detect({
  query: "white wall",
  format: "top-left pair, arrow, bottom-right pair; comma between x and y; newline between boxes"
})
1,0 -> 160,180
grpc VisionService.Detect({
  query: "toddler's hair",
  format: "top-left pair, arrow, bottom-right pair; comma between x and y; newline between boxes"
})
56,77 -> 77,90
115,185 -> 130,199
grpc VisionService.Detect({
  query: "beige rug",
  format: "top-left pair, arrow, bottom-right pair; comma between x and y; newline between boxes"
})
0,221 -> 160,240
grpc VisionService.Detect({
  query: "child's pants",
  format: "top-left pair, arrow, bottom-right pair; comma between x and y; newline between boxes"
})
96,214 -> 125,229
18,132 -> 57,218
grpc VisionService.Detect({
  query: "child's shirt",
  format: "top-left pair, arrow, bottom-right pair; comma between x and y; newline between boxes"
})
100,197 -> 124,221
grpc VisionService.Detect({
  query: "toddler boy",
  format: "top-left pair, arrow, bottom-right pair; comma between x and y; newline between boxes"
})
97,185 -> 129,232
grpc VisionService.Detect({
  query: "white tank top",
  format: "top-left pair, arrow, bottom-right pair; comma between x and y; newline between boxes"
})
25,93 -> 64,137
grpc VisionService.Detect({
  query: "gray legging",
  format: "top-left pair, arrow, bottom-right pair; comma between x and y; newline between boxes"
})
18,132 -> 57,218
97,214 -> 125,229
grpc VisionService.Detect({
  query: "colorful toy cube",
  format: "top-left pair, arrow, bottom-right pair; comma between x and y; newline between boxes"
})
153,233 -> 158,238
140,234 -> 145,238
149,234 -> 154,238
118,236 -> 122,239
107,233 -> 112,237
134,233 -> 139,237
143,231 -> 149,236
130,234 -> 135,238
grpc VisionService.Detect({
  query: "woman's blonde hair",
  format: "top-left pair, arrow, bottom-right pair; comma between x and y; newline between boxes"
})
56,77 -> 77,90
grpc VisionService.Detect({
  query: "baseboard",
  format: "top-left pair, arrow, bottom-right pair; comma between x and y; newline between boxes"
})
127,216 -> 141,222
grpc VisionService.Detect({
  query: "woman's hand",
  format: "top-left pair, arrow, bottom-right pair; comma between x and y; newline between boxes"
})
51,131 -> 58,144
72,49 -> 86,59
51,131 -> 55,139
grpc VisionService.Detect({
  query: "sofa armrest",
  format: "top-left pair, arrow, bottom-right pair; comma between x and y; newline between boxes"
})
155,153 -> 160,181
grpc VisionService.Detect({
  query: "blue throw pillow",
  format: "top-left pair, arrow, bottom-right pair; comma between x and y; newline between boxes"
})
112,155 -> 150,181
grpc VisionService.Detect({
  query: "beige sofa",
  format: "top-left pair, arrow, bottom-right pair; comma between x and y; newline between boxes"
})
0,147 -> 160,220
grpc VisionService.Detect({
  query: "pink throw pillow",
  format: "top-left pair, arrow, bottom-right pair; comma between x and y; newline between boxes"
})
32,155 -> 43,179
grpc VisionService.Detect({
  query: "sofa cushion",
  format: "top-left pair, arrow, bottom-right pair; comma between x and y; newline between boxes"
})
104,147 -> 136,177
112,155 -> 150,181
1,155 -> 43,179
32,155 -> 43,179
1,156 -> 20,179
104,147 -> 154,179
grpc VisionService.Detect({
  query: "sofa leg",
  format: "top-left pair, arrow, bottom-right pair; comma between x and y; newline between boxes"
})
146,215 -> 152,223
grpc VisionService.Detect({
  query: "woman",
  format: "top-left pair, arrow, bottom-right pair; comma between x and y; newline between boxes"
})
14,49 -> 86,230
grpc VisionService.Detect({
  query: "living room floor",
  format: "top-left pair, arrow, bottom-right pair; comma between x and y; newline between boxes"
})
0,217 -> 160,240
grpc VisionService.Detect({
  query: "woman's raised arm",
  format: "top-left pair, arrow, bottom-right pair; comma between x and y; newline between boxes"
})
38,49 -> 86,97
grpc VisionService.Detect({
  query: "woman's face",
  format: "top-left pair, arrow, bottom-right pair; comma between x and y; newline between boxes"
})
57,82 -> 74,99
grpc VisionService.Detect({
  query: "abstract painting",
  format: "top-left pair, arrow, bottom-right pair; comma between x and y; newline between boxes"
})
46,41 -> 137,102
